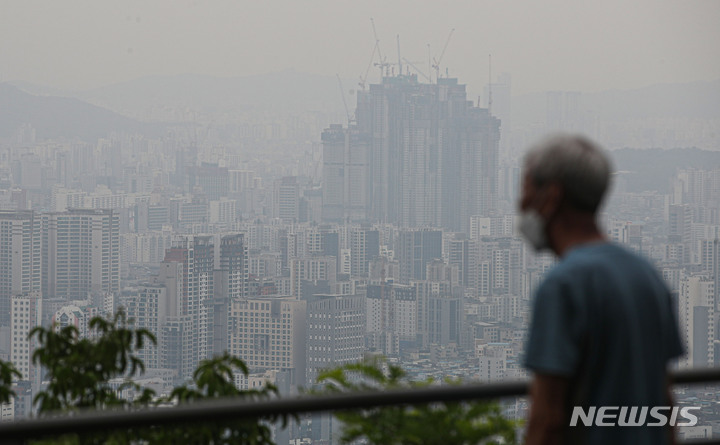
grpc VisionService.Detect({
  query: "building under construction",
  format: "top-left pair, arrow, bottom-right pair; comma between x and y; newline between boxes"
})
322,74 -> 500,233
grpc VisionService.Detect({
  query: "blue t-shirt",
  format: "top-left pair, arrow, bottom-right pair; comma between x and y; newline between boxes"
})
524,242 -> 683,445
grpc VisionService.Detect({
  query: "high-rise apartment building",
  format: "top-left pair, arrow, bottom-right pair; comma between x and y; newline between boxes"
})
427,295 -> 462,346
679,275 -> 715,368
289,256 -> 337,299
161,315 -> 195,382
228,296 -> 307,385
323,75 -> 500,232
447,235 -> 470,287
0,211 -> 41,327
10,291 -> 42,387
163,235 -> 214,371
124,285 -> 168,370
217,234 -> 248,301
321,125 -> 371,223
187,163 -> 229,201
349,227 -> 379,277
274,177 -> 300,224
214,233 -> 248,354
397,229 -> 442,283
41,209 -> 119,300
471,237 -> 524,297
366,284 -> 417,354
304,294 -> 365,384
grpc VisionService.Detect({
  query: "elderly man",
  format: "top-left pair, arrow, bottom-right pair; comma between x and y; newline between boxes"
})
519,134 -> 683,445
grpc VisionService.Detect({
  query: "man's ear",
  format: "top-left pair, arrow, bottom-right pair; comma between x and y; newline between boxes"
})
540,182 -> 563,218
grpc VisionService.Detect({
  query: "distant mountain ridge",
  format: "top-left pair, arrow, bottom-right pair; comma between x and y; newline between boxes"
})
5,73 -> 719,147
0,83 -> 162,141
10,73 -> 719,124
611,147 -> 720,193
512,79 -> 720,125
74,70 -> 348,120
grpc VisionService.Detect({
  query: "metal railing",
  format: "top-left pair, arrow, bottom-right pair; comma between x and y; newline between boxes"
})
1,367 -> 720,444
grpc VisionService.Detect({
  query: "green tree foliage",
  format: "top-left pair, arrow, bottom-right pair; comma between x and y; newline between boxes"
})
28,310 -> 157,444
316,358 -> 518,445
30,310 -> 156,415
27,311 -> 278,445
0,359 -> 21,404
0,311 -> 517,445
142,352 -> 281,444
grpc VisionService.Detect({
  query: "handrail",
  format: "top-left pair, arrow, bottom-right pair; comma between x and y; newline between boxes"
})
0,367 -> 719,443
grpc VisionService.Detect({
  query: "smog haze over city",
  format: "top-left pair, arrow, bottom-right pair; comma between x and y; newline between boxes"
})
1,0 -> 720,442
2,0 -> 719,94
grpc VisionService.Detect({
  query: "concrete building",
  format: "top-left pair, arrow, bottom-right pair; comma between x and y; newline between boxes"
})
228,296 -> 307,386
213,233 -> 248,354
472,237 -> 524,297
0,398 -> 13,422
679,275 -> 715,368
366,284 -> 417,354
427,295 -> 462,347
124,285 -> 168,370
476,342 -> 510,382
162,235 -> 215,373
10,291 -> 42,388
161,315 -> 194,383
304,294 -> 365,384
209,198 -> 237,225
0,211 -> 41,327
273,177 -> 300,224
332,75 -> 501,232
188,163 -> 229,201
446,234 -> 470,287
349,227 -> 379,277
321,124 -> 371,223
397,229 -> 442,283
52,303 -> 99,339
290,256 -> 337,299
41,209 -> 120,300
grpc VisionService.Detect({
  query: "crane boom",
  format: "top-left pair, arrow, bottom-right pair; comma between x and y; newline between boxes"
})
370,18 -> 383,63
337,74 -> 353,124
432,28 -> 455,82
359,42 -> 378,90
403,58 -> 430,82
488,54 -> 493,114
370,18 -> 389,77
396,35 -> 402,76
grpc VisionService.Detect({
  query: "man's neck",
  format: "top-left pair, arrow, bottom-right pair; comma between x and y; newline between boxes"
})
549,212 -> 606,257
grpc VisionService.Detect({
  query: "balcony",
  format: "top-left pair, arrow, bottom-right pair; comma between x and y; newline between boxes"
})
1,368 -> 720,444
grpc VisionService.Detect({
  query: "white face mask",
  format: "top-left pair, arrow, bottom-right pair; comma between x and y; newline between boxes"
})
518,209 -> 549,251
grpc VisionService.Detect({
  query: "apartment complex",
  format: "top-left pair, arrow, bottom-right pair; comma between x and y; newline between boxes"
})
228,296 -> 307,385
41,209 -> 120,300
322,75 -> 500,232
0,211 -> 41,326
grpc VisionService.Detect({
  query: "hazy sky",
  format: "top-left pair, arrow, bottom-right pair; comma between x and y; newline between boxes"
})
1,0 -> 719,95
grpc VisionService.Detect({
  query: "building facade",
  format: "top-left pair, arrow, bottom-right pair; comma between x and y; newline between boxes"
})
0,211 -> 41,327
41,209 -> 120,300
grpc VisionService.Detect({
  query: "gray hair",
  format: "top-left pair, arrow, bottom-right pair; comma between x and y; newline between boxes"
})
524,133 -> 612,213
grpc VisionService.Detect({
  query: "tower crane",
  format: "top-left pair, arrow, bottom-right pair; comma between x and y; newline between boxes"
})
403,58 -> 431,82
432,28 -> 455,82
337,74 -> 354,125
370,18 -> 391,78
488,54 -> 493,114
396,35 -> 402,76
358,42 -> 378,91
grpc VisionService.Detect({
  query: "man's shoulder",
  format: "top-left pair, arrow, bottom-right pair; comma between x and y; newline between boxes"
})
562,242 -> 649,270
543,242 -> 653,286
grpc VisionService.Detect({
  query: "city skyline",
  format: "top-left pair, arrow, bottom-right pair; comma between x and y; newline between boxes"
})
0,17 -> 719,437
